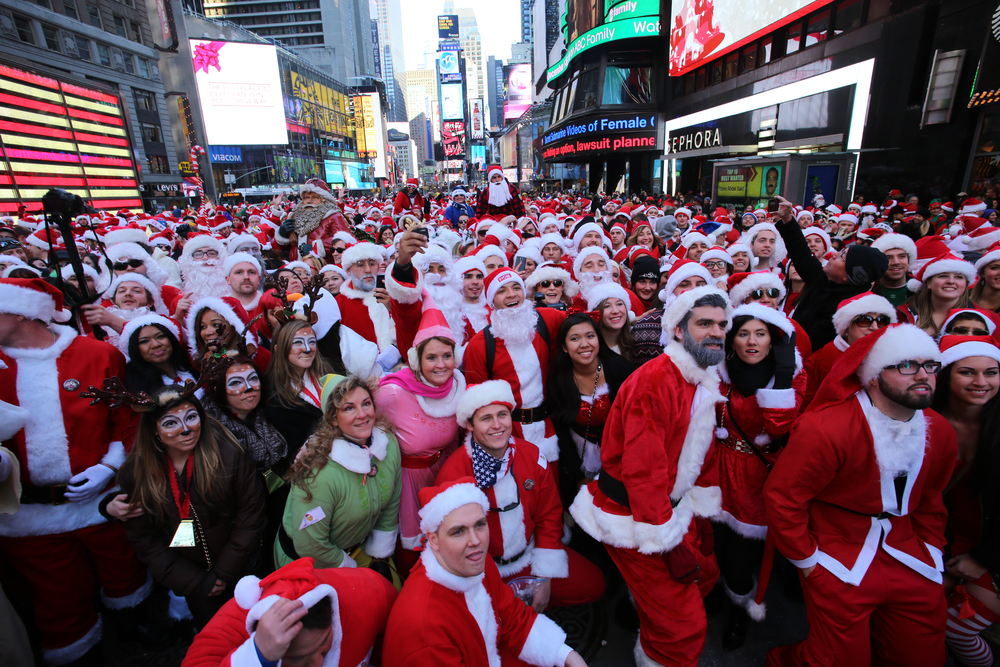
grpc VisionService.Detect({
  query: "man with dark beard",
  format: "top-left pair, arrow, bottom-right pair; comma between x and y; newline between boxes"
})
477,165 -> 526,219
570,286 -> 729,667
463,268 -> 566,469
275,178 -> 350,261
765,323 -> 954,667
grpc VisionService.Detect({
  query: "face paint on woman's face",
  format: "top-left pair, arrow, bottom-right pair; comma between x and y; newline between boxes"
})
225,367 -> 261,395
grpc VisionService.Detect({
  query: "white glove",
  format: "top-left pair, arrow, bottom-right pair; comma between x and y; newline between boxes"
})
376,345 -> 402,373
65,464 -> 116,503
337,551 -> 357,568
0,450 -> 12,484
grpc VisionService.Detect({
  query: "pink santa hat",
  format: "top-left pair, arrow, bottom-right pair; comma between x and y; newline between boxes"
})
406,291 -> 458,370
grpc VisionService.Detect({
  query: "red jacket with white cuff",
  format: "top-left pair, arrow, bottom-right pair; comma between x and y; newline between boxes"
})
435,436 -> 568,579
764,392 -> 955,586
0,325 -> 133,537
570,341 -> 723,554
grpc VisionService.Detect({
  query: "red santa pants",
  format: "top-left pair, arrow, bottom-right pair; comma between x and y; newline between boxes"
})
606,543 -> 714,667
501,547 -> 606,607
766,548 -> 946,667
0,522 -> 148,652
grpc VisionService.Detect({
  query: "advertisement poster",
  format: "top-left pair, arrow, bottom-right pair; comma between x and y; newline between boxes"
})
438,14 -> 459,39
439,50 -> 462,83
669,0 -> 827,75
564,0 -> 601,43
744,164 -> 783,205
471,99 -> 485,139
190,40 -> 288,145
715,166 -> 749,198
441,83 -> 464,121
803,165 -> 839,207
443,121 -> 466,158
504,64 -> 533,121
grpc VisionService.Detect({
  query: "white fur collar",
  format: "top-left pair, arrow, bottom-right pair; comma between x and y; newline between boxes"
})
329,427 -> 389,473
664,340 -> 721,387
420,547 -> 484,593
416,370 -> 466,418
834,335 -> 850,352
339,284 -> 395,351
1,324 -> 76,359
858,391 -> 927,477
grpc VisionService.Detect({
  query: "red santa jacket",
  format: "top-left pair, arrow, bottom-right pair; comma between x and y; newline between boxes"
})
764,393 -> 956,586
181,567 -> 397,667
336,286 -> 395,352
802,336 -> 849,409
0,325 -> 134,537
383,550 -> 571,667
435,436 -> 568,578
394,190 -> 425,217
570,341 -> 723,554
275,207 -> 351,261
476,183 -> 527,219
463,308 -> 566,461
385,263 -> 473,355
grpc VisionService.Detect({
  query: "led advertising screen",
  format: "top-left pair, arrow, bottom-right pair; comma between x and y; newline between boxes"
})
324,159 -> 345,185
669,0 -> 828,76
0,61 -> 142,214
440,83 -> 465,121
470,99 -> 485,139
504,64 -> 533,121
190,40 -> 288,145
438,15 -> 459,39
439,50 -> 462,84
443,121 -> 466,158
361,93 -> 388,179
549,0 -> 660,79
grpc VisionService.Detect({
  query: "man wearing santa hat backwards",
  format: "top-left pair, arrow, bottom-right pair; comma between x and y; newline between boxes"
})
464,268 -> 567,473
478,165 -> 527,219
435,381 -> 605,609
764,323 -> 955,666
276,179 -> 351,261
570,285 -> 729,667
0,278 -> 152,665
181,557 -> 397,667
383,476 -> 588,667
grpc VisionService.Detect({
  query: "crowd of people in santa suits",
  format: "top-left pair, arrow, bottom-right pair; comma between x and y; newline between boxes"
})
0,164 -> 999,667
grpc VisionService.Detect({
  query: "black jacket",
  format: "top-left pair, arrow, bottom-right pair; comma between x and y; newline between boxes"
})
263,395 -> 323,475
777,219 -> 871,349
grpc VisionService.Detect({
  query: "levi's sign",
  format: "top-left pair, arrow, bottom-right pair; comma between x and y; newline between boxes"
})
542,114 -> 659,161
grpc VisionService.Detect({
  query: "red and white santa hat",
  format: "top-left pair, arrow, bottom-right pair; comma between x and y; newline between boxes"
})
210,214 -> 232,232
674,206 -> 693,218
586,282 -> 635,321
959,198 -> 988,217
537,232 -> 567,253
573,246 -> 610,276
23,228 -> 62,251
941,308 -> 999,335
727,270 -> 787,307
476,245 -> 509,269
222,252 -> 262,276
699,246 -> 733,268
871,232 -> 917,265
118,314 -> 180,361
571,222 -> 611,251
60,263 -> 100,287
407,291 -> 458,371
319,264 -> 349,280
725,243 -> 758,268
455,379 -> 515,432
951,224 -> 1000,254
234,558 -> 342,637
939,335 -> 1000,368
419,476 -> 491,533
514,245 -> 544,268
300,177 -> 337,203
658,259 -> 713,306
906,252 -> 976,293
340,241 -> 383,268
525,263 -> 578,298
454,255 -> 488,279
660,285 -> 732,346
105,273 -> 168,315
184,296 -> 256,360
484,267 -> 524,306
858,323 -> 941,386
486,165 -> 504,181
976,242 -> 1000,273
181,233 -> 228,261
832,292 -> 896,338
909,235 -> 952,273
226,233 -> 261,255
802,226 -> 832,254
104,223 -> 150,248
0,277 -> 72,322
738,222 -> 787,264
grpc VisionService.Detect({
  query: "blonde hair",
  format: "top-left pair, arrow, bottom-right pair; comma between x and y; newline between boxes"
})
265,319 -> 333,407
904,284 -> 971,335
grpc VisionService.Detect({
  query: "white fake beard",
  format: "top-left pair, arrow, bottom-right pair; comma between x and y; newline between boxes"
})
488,180 -> 513,207
578,270 -> 613,298
490,300 -> 537,347
109,305 -> 152,320
179,259 -> 231,301
427,282 -> 467,338
351,274 -> 376,292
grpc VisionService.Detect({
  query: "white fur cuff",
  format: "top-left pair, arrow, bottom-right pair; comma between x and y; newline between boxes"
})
385,261 -> 423,304
230,634 -> 267,667
682,485 -> 722,518
755,387 -> 797,410
338,551 -> 357,568
100,441 -> 127,470
365,528 -> 398,559
518,613 -> 570,667
274,227 -> 291,245
530,548 -> 569,579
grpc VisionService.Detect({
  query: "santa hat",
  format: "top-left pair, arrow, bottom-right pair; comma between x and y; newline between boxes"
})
952,224 -> 1000,253
419,476 -> 491,534
573,247 -> 610,276
226,233 -> 261,255
282,261 -> 312,277
486,165 -> 503,181
975,242 -> 1000,273
184,296 -> 256,360
149,231 -> 174,249
674,207 -> 692,218
730,302 -> 795,338
832,292 -> 897,337
406,291 -> 457,370
406,177 -> 419,187
340,242 -> 383,268
0,277 -> 72,322
233,558 -> 342,637
222,252 -> 262,276
105,273 -> 168,315
661,285 -> 732,345
699,247 -> 733,267
906,253 -> 976,293
484,267 -> 524,306
727,271 -> 786,307
333,231 -> 356,247
726,243 -> 758,268
871,233 -> 917,265
118,314 -> 180,361
525,264 -> 578,298
959,198 -> 987,216
104,223 -> 150,247
802,226 -> 832,254
319,264 -> 349,280
907,235 -> 952,274
571,222 -> 610,251
681,231 -> 711,250
514,245 -> 543,268
827,204 -> 843,216
941,309 -> 998,335
586,282 -> 635,321
839,213 -> 859,227
455,255 -> 488,278
537,232 -> 566,253
739,222 -> 787,264
476,245 -> 509,269
23,228 -> 62,251
60,263 -> 100,286
795,210 -> 815,224
657,260 -> 714,307
412,244 -> 454,277
939,335 -> 1000,368
455,380 -> 516,430
210,214 -> 232,232
2,263 -> 40,278
299,177 -> 337,203
181,233 -> 227,260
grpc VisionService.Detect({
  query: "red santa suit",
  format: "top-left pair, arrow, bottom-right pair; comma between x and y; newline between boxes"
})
0,312 -> 149,663
570,286 -> 730,667
435,434 -> 605,607
802,336 -> 848,409
337,242 -> 395,353
394,186 -> 425,217
181,559 -> 397,667
764,324 -> 953,667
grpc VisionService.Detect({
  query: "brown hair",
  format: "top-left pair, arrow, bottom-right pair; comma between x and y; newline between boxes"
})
121,388 -> 235,526
265,319 -> 333,407
971,259 -> 1000,303
193,306 -> 237,359
283,375 -> 394,499
415,336 -> 457,379
597,297 -> 637,363
904,283 -> 971,335
626,222 -> 666,255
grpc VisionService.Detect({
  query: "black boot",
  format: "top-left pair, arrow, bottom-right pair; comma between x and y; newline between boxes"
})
703,583 -> 725,616
62,643 -> 104,667
721,604 -> 751,652
108,595 -> 174,651
614,594 -> 640,632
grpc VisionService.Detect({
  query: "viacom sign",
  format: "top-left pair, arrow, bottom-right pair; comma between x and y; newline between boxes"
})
548,16 -> 660,79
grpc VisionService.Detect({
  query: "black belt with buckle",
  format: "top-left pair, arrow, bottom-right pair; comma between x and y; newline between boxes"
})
21,484 -> 72,506
494,547 -> 527,566
512,405 -> 547,424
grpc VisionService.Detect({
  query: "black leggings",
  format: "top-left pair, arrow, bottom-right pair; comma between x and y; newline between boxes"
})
713,521 -> 765,596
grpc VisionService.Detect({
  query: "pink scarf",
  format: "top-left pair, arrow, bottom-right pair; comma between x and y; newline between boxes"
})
379,367 -> 453,399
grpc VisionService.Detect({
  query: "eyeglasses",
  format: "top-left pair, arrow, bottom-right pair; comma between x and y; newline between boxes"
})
191,249 -> 219,259
949,326 -> 990,336
538,279 -> 563,288
113,258 -> 144,271
884,360 -> 942,375
749,288 -> 782,300
703,261 -> 727,270
852,314 -> 891,328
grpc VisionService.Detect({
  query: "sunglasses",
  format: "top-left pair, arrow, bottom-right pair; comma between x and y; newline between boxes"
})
749,288 -> 781,300
884,360 -> 942,375
538,279 -> 563,288
332,246 -> 346,253
949,326 -> 990,336
113,258 -> 144,271
853,314 -> 891,328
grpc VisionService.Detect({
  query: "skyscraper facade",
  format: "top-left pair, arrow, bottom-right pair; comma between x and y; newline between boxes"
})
375,0 -> 407,123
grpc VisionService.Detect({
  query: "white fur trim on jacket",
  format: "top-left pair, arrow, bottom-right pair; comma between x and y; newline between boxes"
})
456,380 -> 515,429
385,260 -> 424,304
341,242 -> 383,268
832,293 -> 897,337
530,547 -> 569,579
715,509 -> 769,541
859,324 -> 941,385
418,482 -> 490,533
728,272 -> 786,308
525,265 -> 579,298
338,284 -> 396,352
365,527 -> 398,558
518,613 -> 571,667
755,387 -> 797,410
